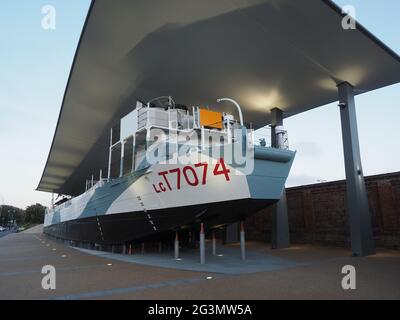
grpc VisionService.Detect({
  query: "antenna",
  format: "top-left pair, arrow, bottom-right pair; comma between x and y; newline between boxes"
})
216,98 -> 244,126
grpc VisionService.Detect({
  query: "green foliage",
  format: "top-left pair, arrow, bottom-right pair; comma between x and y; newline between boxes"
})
0,205 -> 25,226
0,203 -> 46,227
24,203 -> 46,224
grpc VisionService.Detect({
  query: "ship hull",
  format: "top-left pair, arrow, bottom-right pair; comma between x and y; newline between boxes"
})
43,147 -> 295,244
43,198 -> 274,244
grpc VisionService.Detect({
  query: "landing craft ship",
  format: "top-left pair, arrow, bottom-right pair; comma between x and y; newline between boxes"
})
44,97 -> 295,244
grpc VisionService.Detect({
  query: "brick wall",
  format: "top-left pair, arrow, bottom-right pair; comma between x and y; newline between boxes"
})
245,172 -> 400,249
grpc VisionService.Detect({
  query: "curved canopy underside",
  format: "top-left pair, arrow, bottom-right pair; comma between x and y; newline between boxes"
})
37,0 -> 400,195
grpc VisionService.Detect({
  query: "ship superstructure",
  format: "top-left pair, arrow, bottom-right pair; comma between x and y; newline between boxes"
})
44,97 -> 295,244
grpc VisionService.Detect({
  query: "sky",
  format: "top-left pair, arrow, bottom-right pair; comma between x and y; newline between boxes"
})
0,0 -> 399,209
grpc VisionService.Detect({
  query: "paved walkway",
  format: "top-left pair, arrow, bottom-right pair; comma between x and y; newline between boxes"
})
74,243 -> 299,275
21,224 -> 43,234
1,231 -> 400,299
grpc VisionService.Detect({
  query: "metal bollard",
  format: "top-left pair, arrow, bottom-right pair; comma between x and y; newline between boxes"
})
212,230 -> 217,256
200,223 -> 205,264
174,232 -> 179,260
240,221 -> 246,261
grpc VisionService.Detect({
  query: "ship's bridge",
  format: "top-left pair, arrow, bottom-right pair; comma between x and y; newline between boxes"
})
105,97 -> 249,182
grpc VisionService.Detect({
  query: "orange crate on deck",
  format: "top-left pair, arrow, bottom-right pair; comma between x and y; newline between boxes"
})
199,109 -> 223,129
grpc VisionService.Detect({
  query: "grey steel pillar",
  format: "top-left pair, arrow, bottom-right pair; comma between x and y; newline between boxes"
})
212,231 -> 217,256
240,222 -> 246,260
200,223 -> 205,264
174,232 -> 179,259
270,108 -> 290,249
225,222 -> 239,243
338,82 -> 375,257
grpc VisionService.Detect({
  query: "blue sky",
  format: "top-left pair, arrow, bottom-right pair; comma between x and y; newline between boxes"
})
0,0 -> 399,209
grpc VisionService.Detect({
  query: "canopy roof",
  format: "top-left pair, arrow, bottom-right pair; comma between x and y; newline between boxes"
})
37,0 -> 400,195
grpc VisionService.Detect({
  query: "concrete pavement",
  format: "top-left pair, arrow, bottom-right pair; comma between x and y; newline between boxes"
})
0,229 -> 399,300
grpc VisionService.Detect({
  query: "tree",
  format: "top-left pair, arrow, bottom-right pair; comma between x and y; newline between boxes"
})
0,205 -> 25,226
25,203 -> 46,224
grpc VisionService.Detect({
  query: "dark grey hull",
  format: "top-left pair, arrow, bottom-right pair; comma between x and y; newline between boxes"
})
43,198 -> 274,245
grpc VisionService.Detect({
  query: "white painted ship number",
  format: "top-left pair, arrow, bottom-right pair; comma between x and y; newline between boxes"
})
152,158 -> 231,193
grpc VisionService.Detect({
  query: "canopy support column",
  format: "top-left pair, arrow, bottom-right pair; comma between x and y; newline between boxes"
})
338,82 -> 375,257
270,108 -> 290,249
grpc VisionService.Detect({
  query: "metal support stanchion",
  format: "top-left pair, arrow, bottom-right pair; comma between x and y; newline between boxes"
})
189,231 -> 196,248
240,221 -> 246,261
200,223 -> 205,264
174,232 -> 179,260
212,230 -> 217,256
